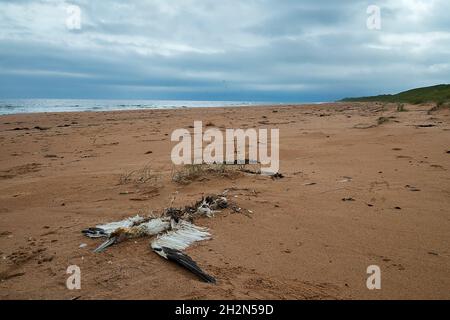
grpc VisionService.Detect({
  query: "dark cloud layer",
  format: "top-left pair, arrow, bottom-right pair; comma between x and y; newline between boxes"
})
0,0 -> 449,101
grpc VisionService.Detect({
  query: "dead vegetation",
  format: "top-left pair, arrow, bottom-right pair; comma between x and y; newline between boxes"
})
377,116 -> 391,125
119,160 -> 282,189
427,101 -> 450,115
397,103 -> 407,112
120,164 -> 160,185
0,163 -> 42,180
119,164 -> 162,195
171,162 -> 262,185
354,115 -> 395,129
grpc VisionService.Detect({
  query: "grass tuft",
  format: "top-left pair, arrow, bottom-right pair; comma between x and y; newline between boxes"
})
427,101 -> 450,114
396,103 -> 407,112
120,164 -> 159,185
377,116 -> 390,125
172,162 -> 261,185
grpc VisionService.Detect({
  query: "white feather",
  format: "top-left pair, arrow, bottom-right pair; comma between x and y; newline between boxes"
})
151,220 -> 211,251
96,215 -> 145,236
137,218 -> 171,236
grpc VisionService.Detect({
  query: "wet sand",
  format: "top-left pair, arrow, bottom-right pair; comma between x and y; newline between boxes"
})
0,102 -> 449,299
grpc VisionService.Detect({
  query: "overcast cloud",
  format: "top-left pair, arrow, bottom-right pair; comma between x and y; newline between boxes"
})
0,0 -> 449,101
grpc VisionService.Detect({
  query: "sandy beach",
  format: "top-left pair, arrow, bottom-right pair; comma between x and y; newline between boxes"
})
0,102 -> 449,300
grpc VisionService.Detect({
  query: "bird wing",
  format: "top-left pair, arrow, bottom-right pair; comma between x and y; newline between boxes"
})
151,220 -> 211,251
160,247 -> 216,283
82,215 -> 146,238
151,220 -> 215,283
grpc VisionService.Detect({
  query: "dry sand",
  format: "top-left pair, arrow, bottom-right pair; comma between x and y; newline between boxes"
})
0,102 -> 449,300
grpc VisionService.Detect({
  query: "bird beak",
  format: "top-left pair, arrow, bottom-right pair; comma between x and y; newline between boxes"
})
94,237 -> 117,253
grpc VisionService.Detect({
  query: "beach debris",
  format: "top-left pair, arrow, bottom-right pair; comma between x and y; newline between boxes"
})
304,182 -> 317,186
240,168 -> 285,180
34,126 -> 50,131
271,173 -> 285,180
11,127 -> 30,131
81,194 -> 242,283
377,117 -> 390,125
353,123 -> 376,129
342,197 -> 355,202
0,163 -> 42,180
119,191 -> 134,195
405,185 -> 421,192
79,243 -> 87,248
84,216 -> 213,282
415,124 -> 436,128
0,272 -> 26,281
172,163 -> 284,184
338,176 -> 352,183
0,231 -> 12,238
172,164 -> 241,184
192,196 -> 227,218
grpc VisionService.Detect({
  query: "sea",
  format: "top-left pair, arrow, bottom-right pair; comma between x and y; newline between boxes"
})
0,99 -> 279,115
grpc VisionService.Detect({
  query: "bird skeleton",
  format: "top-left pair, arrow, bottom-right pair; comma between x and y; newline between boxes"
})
82,195 -> 230,283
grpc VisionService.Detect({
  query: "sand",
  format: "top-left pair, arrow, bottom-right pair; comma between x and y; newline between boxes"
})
0,102 -> 449,300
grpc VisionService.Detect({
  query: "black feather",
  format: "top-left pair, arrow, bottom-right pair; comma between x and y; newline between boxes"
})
161,247 -> 216,284
82,227 -> 107,238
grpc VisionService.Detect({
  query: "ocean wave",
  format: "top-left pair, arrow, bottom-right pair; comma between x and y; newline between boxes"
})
0,99 -> 276,115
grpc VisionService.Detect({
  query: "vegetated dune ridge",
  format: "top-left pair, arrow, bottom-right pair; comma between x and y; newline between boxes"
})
0,102 -> 449,300
341,83 -> 450,104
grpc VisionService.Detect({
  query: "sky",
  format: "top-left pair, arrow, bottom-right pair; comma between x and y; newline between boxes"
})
0,0 -> 449,102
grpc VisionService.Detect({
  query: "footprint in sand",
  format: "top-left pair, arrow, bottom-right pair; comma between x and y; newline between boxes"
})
0,231 -> 12,237
0,163 -> 42,180
430,164 -> 446,170
405,185 -> 421,192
